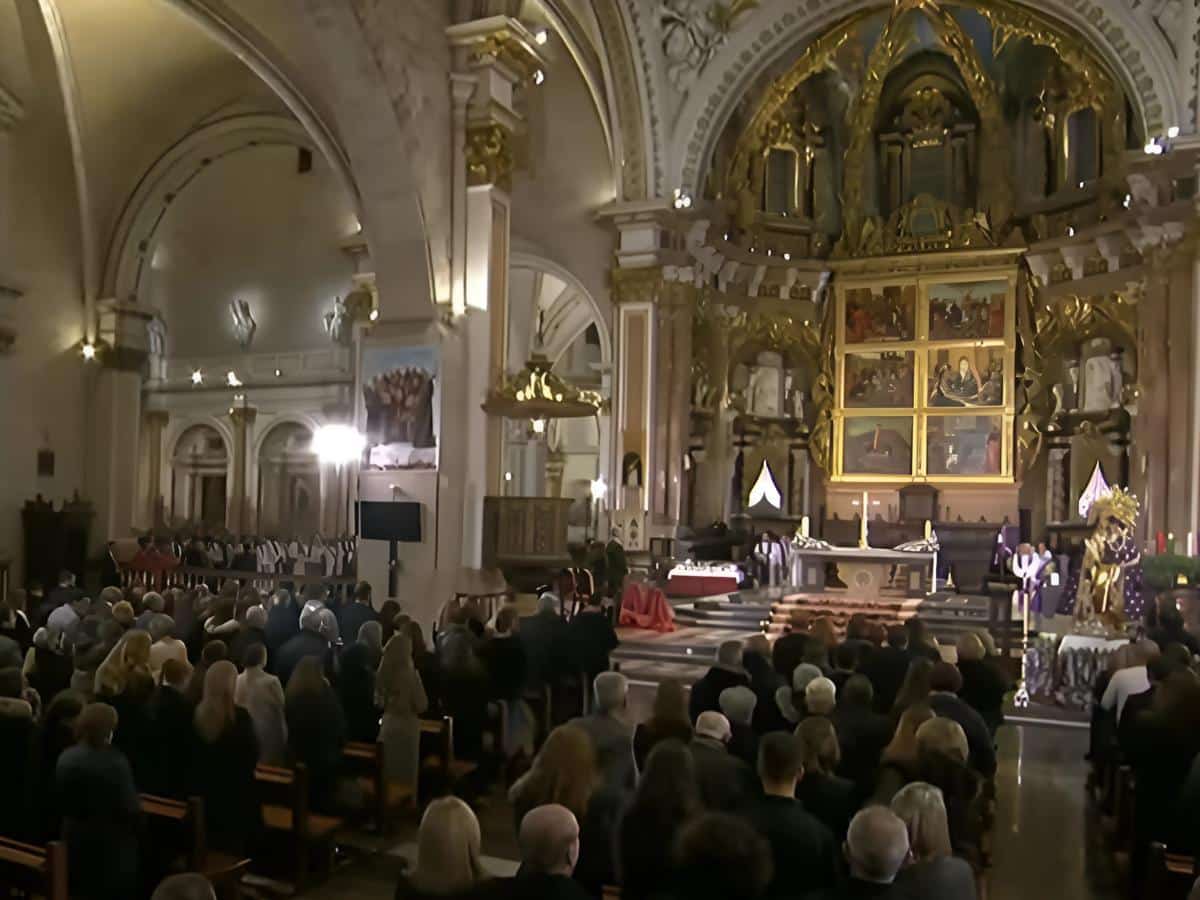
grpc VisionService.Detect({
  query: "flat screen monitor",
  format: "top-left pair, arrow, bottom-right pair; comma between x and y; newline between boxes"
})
358,500 -> 422,543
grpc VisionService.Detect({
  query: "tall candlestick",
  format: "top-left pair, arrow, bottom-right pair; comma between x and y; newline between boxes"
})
924,519 -> 932,541
859,490 -> 869,548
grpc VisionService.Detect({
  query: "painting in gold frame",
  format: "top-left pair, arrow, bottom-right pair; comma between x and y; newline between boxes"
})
927,280 -> 1007,341
844,285 -> 916,343
844,351 -> 915,408
926,414 -> 1004,476
926,346 -> 1005,408
842,417 -> 914,476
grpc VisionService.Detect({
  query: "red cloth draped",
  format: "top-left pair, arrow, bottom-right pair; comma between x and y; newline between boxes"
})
665,574 -> 740,597
618,582 -> 676,632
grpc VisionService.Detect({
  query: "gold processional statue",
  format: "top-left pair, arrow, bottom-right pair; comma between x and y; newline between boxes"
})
1073,486 -> 1141,633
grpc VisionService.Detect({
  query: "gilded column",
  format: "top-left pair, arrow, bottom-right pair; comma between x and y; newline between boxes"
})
227,405 -> 257,536
142,410 -> 169,528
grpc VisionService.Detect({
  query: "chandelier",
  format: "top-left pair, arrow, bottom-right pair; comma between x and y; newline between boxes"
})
481,316 -> 603,424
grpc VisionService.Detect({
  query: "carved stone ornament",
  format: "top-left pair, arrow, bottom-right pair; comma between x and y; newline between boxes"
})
466,123 -> 515,192
229,299 -> 257,350
659,0 -> 759,91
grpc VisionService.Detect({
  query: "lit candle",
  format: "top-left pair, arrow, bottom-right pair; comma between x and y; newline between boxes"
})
1167,532 -> 1176,555
859,490 -> 869,548
800,515 -> 810,538
924,519 -> 932,540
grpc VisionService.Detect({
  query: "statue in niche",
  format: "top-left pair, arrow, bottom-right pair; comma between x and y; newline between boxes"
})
229,299 -> 256,350
747,351 -> 784,417
1082,352 -> 1123,412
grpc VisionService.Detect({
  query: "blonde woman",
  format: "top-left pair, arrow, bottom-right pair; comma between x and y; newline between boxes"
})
914,717 -> 984,863
191,661 -> 261,854
794,716 -> 857,840
395,796 -> 491,898
891,782 -> 977,899
94,630 -> 153,698
873,703 -> 936,803
377,633 -> 428,790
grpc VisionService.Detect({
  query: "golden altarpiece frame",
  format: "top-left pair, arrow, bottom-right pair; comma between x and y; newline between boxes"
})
831,260 -> 1017,485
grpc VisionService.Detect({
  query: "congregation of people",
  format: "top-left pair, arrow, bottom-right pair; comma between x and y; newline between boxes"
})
394,610 -> 1010,900
1089,597 -> 1200,894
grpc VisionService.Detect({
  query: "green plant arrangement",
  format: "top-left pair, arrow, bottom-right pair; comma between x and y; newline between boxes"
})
1141,553 -> 1200,590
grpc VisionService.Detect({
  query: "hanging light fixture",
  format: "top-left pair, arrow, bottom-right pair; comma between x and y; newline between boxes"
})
481,312 -> 603,426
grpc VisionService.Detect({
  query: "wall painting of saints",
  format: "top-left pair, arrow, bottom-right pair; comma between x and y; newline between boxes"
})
844,352 -> 915,408
842,417 -> 913,476
362,344 -> 439,470
844,286 -> 916,343
928,280 -> 1007,341
926,415 -> 1003,476
926,347 -> 1005,407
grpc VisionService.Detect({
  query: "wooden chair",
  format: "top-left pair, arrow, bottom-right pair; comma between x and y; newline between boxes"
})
419,716 -> 478,797
140,794 -> 251,898
342,741 -> 415,833
0,836 -> 68,900
255,763 -> 343,891
1145,843 -> 1195,900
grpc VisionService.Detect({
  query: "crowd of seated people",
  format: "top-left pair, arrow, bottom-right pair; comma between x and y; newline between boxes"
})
1089,597 -> 1200,895
2,568 -> 1034,900
390,609 -> 1009,899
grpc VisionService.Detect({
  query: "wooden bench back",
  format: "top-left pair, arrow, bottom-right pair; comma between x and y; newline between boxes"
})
256,762 -> 312,837
141,793 -> 207,870
0,836 -> 68,900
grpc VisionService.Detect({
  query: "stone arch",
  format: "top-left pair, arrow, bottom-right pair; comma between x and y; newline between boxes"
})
102,114 -> 324,302
667,0 -> 1180,197
511,251 -> 613,367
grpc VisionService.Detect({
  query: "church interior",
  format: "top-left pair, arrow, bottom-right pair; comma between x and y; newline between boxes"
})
3,0 -> 1200,898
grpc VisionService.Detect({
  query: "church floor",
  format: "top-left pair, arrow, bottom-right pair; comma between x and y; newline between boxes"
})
292,722 -> 1119,900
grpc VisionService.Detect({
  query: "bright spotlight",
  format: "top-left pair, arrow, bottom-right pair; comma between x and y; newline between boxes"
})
312,424 -> 367,467
191,370 -> 204,385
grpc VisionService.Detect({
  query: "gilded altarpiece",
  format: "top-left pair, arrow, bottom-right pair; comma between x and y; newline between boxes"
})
832,265 -> 1017,483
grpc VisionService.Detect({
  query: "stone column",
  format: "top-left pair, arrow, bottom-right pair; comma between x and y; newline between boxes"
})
142,410 -> 169,528
86,301 -> 154,551
602,202 -> 696,536
545,451 -> 566,499
447,16 -> 545,565
227,405 -> 258,536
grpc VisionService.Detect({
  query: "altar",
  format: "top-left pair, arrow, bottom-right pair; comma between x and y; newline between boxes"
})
789,545 -> 936,598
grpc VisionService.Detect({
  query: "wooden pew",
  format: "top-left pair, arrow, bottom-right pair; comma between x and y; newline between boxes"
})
255,763 -> 343,890
139,794 -> 251,898
419,716 -> 478,797
1145,843 -> 1195,900
342,741 -> 415,833
0,836 -> 67,900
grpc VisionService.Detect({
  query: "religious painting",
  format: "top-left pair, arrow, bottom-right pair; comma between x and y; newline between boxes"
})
362,345 -> 439,470
842,417 -> 913,476
926,415 -> 1003,476
926,347 -> 1005,407
844,285 -> 916,343
927,280 -> 1007,340
844,351 -> 915,408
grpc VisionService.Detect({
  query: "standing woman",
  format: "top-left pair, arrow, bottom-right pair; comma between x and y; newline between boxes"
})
286,656 -> 349,814
55,703 -> 141,900
394,796 -> 491,899
376,633 -> 428,793
191,661 -> 262,855
632,679 -> 693,772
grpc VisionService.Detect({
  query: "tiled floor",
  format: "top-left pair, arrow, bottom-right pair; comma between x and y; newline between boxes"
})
299,721 -> 1119,900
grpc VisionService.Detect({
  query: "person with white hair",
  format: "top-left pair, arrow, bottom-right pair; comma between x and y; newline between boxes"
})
135,592 -> 165,631
227,605 -> 270,671
273,599 -> 336,688
776,662 -> 825,724
689,639 -> 751,722
805,676 -> 838,717
843,806 -> 912,892
891,782 -> 977,899
568,671 -> 635,789
511,804 -> 592,899
147,615 -> 186,681
719,685 -> 760,767
689,710 -> 756,812
150,873 -> 216,900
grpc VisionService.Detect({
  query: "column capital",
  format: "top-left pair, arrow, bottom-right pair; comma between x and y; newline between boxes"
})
466,122 -> 515,192
229,406 -> 258,427
447,16 -> 546,88
96,299 -> 156,371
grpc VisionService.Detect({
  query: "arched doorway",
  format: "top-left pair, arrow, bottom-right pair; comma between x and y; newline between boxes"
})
170,425 -> 228,528
257,422 -> 320,537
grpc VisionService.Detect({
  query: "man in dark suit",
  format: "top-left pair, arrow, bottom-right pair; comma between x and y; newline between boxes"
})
520,592 -> 570,690
816,807 -> 910,898
928,663 -> 996,777
689,711 -> 756,813
857,625 -> 914,713
335,581 -> 378,646
830,674 -> 891,791
750,732 -> 837,899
